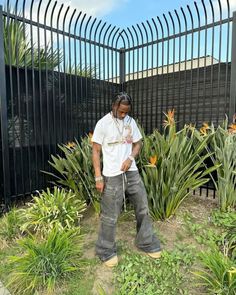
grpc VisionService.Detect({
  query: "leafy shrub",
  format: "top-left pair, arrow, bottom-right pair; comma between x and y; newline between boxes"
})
46,137 -> 100,213
7,228 -> 83,294
0,207 -> 22,241
21,187 -> 86,235
194,249 -> 236,294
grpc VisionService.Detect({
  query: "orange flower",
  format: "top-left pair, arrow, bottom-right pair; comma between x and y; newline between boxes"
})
228,123 -> 236,134
202,122 -> 209,129
163,109 -> 175,128
149,155 -> 157,166
200,127 -> 207,136
66,141 -> 76,148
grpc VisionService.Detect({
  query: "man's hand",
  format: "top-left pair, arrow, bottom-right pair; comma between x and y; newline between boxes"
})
121,158 -> 132,172
96,181 -> 104,193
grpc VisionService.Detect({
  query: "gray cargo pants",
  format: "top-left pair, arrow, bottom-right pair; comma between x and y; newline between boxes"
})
96,170 -> 161,262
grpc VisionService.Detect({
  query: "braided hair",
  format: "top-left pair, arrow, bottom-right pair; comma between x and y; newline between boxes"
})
112,92 -> 132,117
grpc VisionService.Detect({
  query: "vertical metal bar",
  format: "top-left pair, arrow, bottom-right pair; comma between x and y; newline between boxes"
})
169,12 -> 175,117
6,1 -> 17,195
98,22 -> 106,119
175,10 -> 181,130
15,0 -> 25,197
84,16 -> 92,133
0,5 -> 11,207
74,11 -> 82,137
187,6 -> 194,124
194,2 -> 201,127
107,26 -> 116,109
146,21 -> 154,131
93,20 -> 101,123
36,0 -> 43,186
62,6 -> 70,141
224,0 -> 230,115
56,5 -> 64,143
50,2 -> 57,154
89,18 -> 97,129
127,28 -> 136,116
152,18 -> 159,129
102,24 -> 111,113
44,0 -> 52,167
119,47 -> 125,90
163,14 -> 170,115
157,17 -> 164,131
137,24 -> 144,128
229,11 -> 236,119
216,0 -> 222,125
209,0 -> 215,124
180,8 -> 188,128
22,0 -> 31,193
201,0 -> 208,124
68,9 -> 76,139
142,22 -> 150,132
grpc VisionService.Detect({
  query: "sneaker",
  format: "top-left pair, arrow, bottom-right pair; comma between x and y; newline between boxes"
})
146,251 -> 162,259
103,255 -> 118,267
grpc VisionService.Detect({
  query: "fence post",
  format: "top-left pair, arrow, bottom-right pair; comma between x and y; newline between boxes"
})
230,11 -> 236,120
119,47 -> 125,91
0,6 -> 11,209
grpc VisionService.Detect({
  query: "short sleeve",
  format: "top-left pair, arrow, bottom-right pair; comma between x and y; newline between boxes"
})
132,119 -> 142,143
92,120 -> 104,145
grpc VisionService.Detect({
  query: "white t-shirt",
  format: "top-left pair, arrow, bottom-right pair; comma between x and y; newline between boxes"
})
92,112 -> 142,177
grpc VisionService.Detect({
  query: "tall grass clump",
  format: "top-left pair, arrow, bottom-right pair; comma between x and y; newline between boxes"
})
0,207 -> 22,241
194,249 -> 236,294
20,187 -> 86,235
7,228 -> 83,295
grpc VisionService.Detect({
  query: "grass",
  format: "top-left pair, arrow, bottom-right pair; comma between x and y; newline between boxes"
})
0,195 -> 235,295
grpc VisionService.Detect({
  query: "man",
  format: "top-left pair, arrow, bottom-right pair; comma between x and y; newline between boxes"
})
92,92 -> 161,267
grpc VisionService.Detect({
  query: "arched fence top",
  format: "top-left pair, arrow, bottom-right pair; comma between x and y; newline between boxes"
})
1,0 -> 233,52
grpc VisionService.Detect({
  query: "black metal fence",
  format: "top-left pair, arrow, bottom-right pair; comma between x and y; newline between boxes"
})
0,0 -> 236,207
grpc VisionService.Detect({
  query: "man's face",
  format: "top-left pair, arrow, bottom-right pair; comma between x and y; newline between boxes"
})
112,103 -> 131,120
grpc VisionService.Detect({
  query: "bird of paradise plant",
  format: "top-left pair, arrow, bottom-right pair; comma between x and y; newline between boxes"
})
140,111 -> 218,220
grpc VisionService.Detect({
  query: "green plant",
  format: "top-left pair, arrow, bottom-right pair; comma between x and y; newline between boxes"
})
0,207 -> 22,241
197,119 -> 236,211
7,227 -> 83,294
211,210 -> 236,259
140,111 -> 218,220
4,10 -> 62,69
46,136 -> 101,214
115,246 -> 195,295
194,249 -> 236,294
20,187 -> 86,235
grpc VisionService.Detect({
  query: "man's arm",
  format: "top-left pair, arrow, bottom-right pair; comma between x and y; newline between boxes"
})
92,142 -> 104,193
121,140 -> 142,172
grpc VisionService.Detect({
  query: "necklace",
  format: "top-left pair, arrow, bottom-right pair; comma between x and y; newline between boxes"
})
111,112 -> 125,140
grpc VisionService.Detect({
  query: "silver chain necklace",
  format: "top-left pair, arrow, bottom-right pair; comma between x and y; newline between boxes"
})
111,112 -> 124,139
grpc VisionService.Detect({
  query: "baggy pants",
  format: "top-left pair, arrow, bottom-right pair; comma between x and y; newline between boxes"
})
95,170 -> 161,261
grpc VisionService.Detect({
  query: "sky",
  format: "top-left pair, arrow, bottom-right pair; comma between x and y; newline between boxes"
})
1,0 -> 236,30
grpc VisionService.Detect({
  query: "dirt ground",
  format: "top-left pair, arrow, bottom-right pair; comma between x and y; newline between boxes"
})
81,192 -> 218,295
